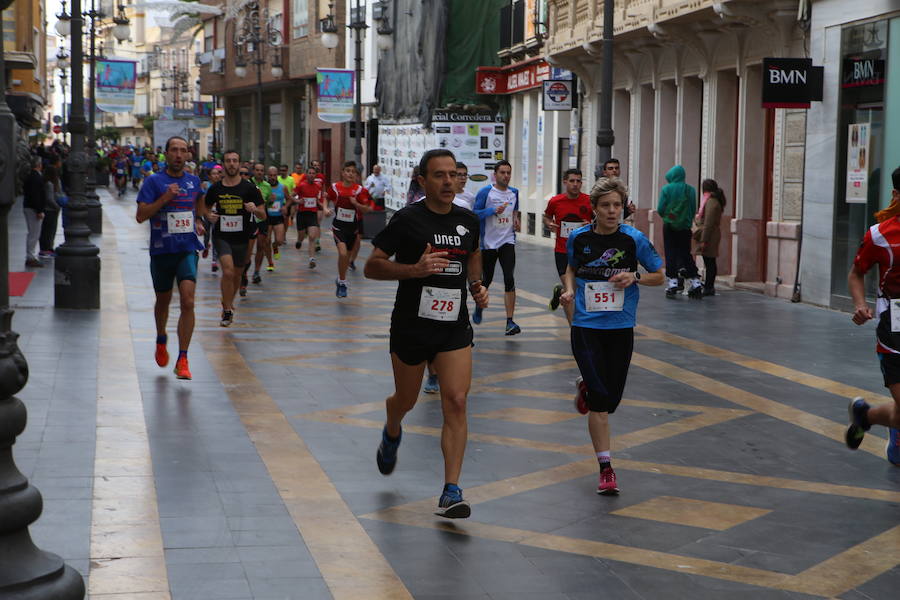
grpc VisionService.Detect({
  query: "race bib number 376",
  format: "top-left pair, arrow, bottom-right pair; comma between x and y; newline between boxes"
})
418,287 -> 462,322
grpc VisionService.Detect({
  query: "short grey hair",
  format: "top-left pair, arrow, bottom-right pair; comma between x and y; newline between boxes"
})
590,176 -> 628,207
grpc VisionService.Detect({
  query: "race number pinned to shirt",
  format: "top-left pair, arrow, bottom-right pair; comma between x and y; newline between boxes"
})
891,299 -> 900,332
418,286 -> 462,322
560,220 -> 583,238
336,207 -> 356,223
269,201 -> 282,213
167,211 -> 194,234
495,213 -> 511,228
220,215 -> 242,232
303,197 -> 318,209
585,281 -> 624,312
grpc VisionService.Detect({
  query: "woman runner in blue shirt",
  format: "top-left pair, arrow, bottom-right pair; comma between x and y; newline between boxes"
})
561,177 -> 664,495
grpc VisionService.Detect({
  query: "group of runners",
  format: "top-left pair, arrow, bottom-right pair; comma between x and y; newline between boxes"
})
134,136 -> 900,519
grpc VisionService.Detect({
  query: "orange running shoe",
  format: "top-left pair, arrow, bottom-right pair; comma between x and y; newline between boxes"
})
174,356 -> 192,380
155,343 -> 169,367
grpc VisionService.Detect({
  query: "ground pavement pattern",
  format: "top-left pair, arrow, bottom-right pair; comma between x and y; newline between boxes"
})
8,187 -> 900,600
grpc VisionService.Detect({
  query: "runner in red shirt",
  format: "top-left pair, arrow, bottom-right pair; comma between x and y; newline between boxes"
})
543,168 -> 592,323
326,161 -> 372,298
289,165 -> 330,268
846,166 -> 900,465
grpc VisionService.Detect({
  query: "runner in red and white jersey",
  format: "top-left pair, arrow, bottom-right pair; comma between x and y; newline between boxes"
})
326,161 -> 372,297
289,165 -> 329,268
846,166 -> 900,465
543,169 -> 592,323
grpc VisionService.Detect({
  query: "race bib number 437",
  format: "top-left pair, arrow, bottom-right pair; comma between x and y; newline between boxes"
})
585,281 -> 624,312
418,287 -> 462,322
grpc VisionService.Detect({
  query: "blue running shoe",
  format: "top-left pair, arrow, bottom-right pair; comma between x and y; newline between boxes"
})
424,374 -> 439,394
505,320 -> 521,336
472,306 -> 483,325
335,279 -> 348,298
845,397 -> 870,450
435,483 -> 471,519
376,425 -> 401,475
887,428 -> 900,466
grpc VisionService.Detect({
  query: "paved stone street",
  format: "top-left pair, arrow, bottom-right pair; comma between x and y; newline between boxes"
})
6,188 -> 900,599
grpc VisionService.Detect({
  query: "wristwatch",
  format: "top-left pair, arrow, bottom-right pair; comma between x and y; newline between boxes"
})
634,271 -> 641,281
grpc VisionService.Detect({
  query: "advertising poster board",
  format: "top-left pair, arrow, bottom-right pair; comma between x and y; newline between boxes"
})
153,119 -> 189,153
95,59 -> 137,112
379,112 -> 506,211
316,69 -> 354,123
846,122 -> 871,203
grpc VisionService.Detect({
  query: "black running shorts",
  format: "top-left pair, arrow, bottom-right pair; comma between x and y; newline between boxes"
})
296,211 -> 318,231
390,324 -> 474,366
333,225 -> 357,248
255,219 -> 269,237
555,252 -> 569,277
570,326 -> 634,413
268,215 -> 285,226
878,353 -> 900,387
212,237 -> 248,267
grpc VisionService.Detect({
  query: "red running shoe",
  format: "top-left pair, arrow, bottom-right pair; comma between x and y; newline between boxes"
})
597,467 -> 619,495
574,376 -> 589,415
174,356 -> 192,380
155,343 -> 169,367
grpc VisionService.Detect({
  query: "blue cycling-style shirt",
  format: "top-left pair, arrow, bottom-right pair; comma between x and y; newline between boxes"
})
566,224 -> 662,329
136,170 -> 204,256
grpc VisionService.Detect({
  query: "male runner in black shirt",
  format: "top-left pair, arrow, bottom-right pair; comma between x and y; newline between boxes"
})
365,149 -> 489,518
204,150 -> 265,326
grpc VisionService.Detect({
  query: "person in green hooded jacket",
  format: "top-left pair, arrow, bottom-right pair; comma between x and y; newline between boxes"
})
657,165 -> 703,299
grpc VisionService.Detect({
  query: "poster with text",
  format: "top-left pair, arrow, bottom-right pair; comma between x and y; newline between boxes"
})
846,122 -> 870,203
378,117 -> 506,211
95,59 -> 136,113
316,69 -> 354,123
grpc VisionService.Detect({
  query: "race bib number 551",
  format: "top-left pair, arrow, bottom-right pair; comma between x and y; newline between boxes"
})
418,287 -> 462,322
585,281 -> 624,312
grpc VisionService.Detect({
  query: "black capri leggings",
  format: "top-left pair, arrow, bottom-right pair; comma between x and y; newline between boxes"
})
482,243 -> 516,292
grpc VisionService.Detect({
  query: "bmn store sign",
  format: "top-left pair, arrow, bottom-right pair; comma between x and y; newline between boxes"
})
762,58 -> 824,109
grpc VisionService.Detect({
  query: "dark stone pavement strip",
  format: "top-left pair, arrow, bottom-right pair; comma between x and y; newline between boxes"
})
7,187 -> 899,599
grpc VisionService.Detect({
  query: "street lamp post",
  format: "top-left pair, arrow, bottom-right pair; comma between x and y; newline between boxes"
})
595,0 -> 615,177
234,1 -> 283,164
321,1 -> 392,171
83,0 -> 106,234
57,46 -> 70,143
0,2 -> 85,597
55,0 -> 101,309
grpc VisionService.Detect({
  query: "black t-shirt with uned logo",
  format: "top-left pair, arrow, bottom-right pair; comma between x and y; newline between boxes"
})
205,179 -> 263,245
372,201 -> 480,330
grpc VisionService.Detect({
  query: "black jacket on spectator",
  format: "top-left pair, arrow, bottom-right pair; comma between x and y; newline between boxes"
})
23,169 -> 45,212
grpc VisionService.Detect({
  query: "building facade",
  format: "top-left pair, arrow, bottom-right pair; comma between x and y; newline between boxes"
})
534,0 -> 807,299
801,0 -> 900,308
4,0 -> 49,130
199,0 -> 347,179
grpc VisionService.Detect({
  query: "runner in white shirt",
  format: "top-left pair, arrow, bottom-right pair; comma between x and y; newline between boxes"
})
364,164 -> 391,210
472,160 -> 521,335
452,162 -> 475,211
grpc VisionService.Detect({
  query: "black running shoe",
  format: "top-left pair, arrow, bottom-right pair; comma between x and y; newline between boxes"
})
549,284 -> 563,311
376,425 -> 402,475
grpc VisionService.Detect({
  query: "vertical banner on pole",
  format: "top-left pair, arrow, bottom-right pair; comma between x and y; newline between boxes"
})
95,59 -> 137,112
316,68 -> 354,123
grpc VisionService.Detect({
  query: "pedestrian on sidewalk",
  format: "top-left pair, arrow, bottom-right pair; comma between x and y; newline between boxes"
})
692,179 -> 726,296
364,163 -> 390,210
846,166 -> 900,466
39,165 -> 63,258
22,157 -> 45,268
657,164 -> 702,299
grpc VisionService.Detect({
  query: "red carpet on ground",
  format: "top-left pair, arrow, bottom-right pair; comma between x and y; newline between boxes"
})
8,272 -> 35,297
